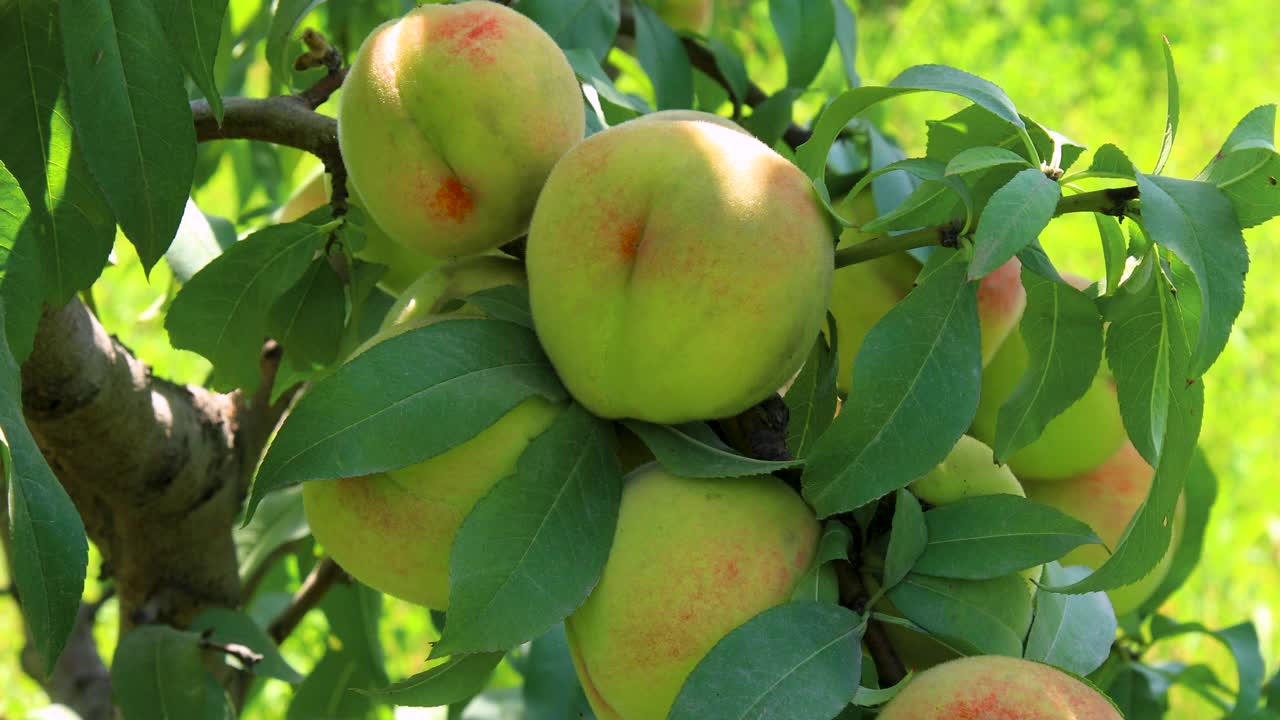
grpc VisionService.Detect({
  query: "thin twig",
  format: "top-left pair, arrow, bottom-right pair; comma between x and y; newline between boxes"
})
268,558 -> 347,644
836,560 -> 907,686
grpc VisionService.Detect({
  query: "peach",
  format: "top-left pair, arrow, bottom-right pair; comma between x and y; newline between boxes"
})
526,114 -> 833,423
338,1 -> 585,258
1024,441 -> 1185,616
977,257 -> 1028,366
566,464 -> 819,720
644,0 -> 714,34
879,655 -> 1122,719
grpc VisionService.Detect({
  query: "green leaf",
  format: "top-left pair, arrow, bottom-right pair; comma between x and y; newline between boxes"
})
166,200 -> 237,283
1104,253 -> 1176,464
793,521 -> 851,604
796,85 -> 912,180
969,168 -> 1061,280
0,161 -> 44,361
768,0 -> 834,90
366,653 -> 504,707
154,0 -> 227,121
266,257 -> 345,370
523,624 -> 594,720
1087,143 -> 1137,180
432,404 -> 622,656
830,0 -> 859,88
111,626 -> 232,720
464,285 -> 533,330
1153,36 -> 1179,175
632,2 -> 693,110
913,495 -> 1099,580
704,37 -> 749,102
190,608 -> 303,683
166,221 -> 331,392
1023,563 -> 1117,676
1196,104 -> 1280,229
320,581 -> 386,680
892,64 -> 1025,132
0,302 -> 88,675
234,485 -> 308,586
1048,266 -> 1200,595
287,646 -> 380,719
742,89 -> 802,147
1137,447 -> 1216,616
518,0 -> 618,61
247,318 -> 567,520
944,146 -> 1032,176
859,159 -> 972,235
623,419 -> 799,477
803,256 -> 981,517
61,0 -> 195,271
993,269 -> 1104,463
886,573 -> 1033,657
817,521 -> 854,564
0,0 -> 115,305
265,0 -> 320,89
564,48 -> 649,116
668,602 -> 862,720
882,489 -> 926,591
1135,174 -> 1248,377
1095,214 -> 1128,294
785,327 -> 838,459
1149,618 -> 1264,718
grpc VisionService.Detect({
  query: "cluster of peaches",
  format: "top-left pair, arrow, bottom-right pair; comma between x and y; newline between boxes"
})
290,2 -> 1150,718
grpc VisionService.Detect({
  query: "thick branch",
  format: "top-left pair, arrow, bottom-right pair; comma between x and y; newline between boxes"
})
21,299 -> 255,632
193,96 -> 341,168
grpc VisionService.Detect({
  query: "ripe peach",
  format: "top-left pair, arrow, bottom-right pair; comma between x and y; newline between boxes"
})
338,1 -> 585,258
1024,442 -> 1185,616
566,465 -> 819,720
879,655 -> 1122,719
526,114 -> 833,423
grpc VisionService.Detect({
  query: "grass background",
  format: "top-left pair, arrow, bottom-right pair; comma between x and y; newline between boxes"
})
2,0 -> 1276,717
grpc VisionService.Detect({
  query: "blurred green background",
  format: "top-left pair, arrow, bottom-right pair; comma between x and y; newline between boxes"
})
2,0 -> 1276,717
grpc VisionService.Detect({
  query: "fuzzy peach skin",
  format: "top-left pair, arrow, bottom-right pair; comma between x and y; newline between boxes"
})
879,655 -> 1122,719
977,257 -> 1028,366
302,392 -> 558,609
275,168 -> 439,295
645,0 -> 714,33
526,114 -> 834,423
1025,441 -> 1185,616
565,464 -> 819,720
338,1 -> 585,259
971,278 -> 1125,482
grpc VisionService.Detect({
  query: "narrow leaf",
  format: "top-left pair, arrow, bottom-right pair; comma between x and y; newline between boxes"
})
1149,618 -> 1264,718
623,419 -> 799,478
944,146 -> 1031,176
1104,253 -> 1175,464
882,489 -> 926,591
1023,563 -> 1117,676
1087,143 -> 1137,180
668,602 -> 862,720
166,221 -> 331,392
768,0 -> 835,90
517,0 -> 619,62
0,303 -> 88,674
803,257 -> 981,517
432,405 -> 622,656
61,0 -> 195,271
154,0 -> 228,121
1196,104 -> 1280,229
969,168 -> 1061,280
993,269 -> 1104,463
0,0 -> 115,304
830,0 -> 859,88
111,626 -> 231,720
365,652 -> 503,707
465,285 -> 533,330
785,329 -> 839,459
1137,447 -> 1217,617
1095,213 -> 1128,294
190,608 -> 303,683
1136,174 -> 1248,376
265,0 -> 321,88
632,2 -> 693,110
247,318 -> 567,519
0,162 -> 44,360
1153,36 -> 1179,175
886,573 -> 1033,657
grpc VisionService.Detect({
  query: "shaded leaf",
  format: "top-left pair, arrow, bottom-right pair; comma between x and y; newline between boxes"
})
882,489 -> 926,591
154,0 -> 227,121
366,652 -> 503,707
632,2 -> 693,110
111,626 -> 231,720
768,0 -> 835,90
1024,563 -> 1117,676
887,573 -> 1033,657
623,419 -> 798,478
190,608 -> 303,683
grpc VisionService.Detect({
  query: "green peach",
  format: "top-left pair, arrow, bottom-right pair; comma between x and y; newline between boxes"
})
644,0 -> 714,34
879,655 -> 1122,719
909,434 -> 1024,505
338,1 -> 585,258
1025,441 -> 1185,616
527,115 -> 834,423
302,392 -> 559,609
566,464 -> 819,720
971,324 -> 1126,481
